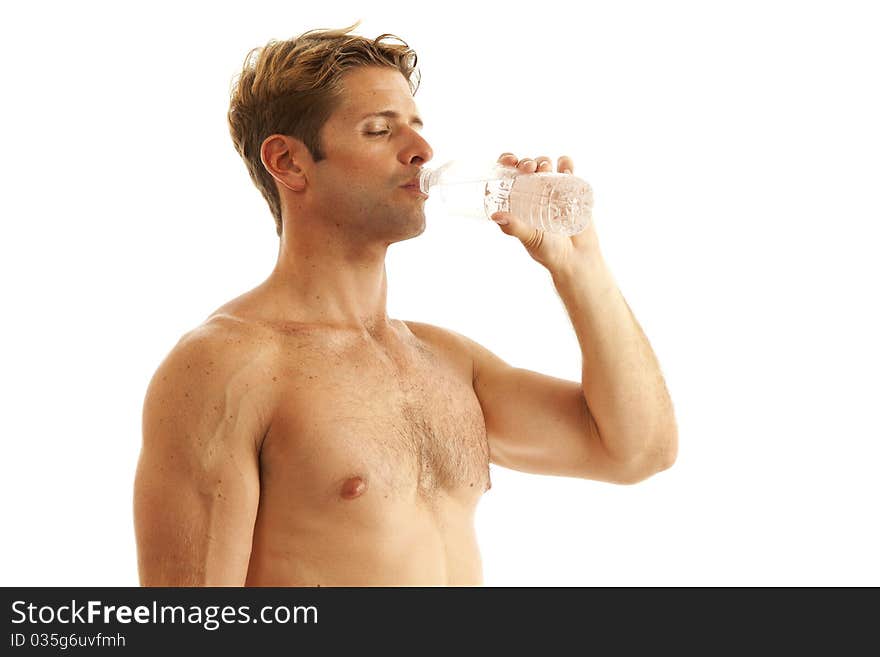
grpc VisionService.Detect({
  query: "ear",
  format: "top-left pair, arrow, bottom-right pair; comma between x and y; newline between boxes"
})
260,134 -> 312,192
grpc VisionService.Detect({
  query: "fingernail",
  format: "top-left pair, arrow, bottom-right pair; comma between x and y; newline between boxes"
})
563,168 -> 572,174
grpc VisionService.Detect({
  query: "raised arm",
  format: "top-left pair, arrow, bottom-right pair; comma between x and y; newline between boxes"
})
474,152 -> 678,484
133,324 -> 269,586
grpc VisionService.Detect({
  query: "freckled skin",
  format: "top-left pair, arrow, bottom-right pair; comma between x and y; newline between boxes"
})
135,69 -> 495,587
340,476 -> 367,499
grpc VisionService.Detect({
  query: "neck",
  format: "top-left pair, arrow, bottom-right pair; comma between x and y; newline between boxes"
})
264,217 -> 392,331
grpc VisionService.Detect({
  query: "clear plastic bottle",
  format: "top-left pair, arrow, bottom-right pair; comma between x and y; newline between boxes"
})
418,159 -> 593,235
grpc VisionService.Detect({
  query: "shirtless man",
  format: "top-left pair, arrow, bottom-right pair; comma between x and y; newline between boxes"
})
132,25 -> 678,586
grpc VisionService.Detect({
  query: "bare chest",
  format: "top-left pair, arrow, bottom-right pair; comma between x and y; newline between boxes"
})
261,330 -> 491,507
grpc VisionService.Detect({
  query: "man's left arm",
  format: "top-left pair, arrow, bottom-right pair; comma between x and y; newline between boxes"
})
474,153 -> 678,484
548,232 -> 678,479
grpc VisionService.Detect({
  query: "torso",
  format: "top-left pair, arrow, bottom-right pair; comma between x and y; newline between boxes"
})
203,298 -> 491,586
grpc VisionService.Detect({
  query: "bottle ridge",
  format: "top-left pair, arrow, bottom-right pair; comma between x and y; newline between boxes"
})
419,160 -> 593,235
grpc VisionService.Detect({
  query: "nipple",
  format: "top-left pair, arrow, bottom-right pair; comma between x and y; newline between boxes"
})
340,476 -> 367,500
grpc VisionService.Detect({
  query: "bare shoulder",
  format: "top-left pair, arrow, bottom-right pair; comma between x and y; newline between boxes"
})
402,319 -> 466,349
155,313 -> 278,380
136,315 -> 268,585
143,314 -> 280,450
403,320 -> 498,357
401,320 -> 480,374
401,319 -> 516,389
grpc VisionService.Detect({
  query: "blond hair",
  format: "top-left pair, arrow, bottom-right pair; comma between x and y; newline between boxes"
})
227,22 -> 420,236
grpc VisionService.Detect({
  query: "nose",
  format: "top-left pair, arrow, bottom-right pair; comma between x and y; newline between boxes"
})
399,127 -> 433,167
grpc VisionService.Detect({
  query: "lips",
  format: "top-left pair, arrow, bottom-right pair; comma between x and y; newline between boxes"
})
399,176 -> 427,197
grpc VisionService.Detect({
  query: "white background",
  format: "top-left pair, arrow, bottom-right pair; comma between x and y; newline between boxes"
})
1,0 -> 878,586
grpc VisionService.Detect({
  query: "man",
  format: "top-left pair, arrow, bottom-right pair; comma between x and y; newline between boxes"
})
133,24 -> 678,586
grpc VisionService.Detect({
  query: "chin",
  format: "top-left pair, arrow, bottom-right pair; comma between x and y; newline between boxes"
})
387,211 -> 426,243
407,213 -> 428,239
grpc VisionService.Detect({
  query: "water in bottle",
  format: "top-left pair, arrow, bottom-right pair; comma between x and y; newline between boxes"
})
418,159 -> 593,236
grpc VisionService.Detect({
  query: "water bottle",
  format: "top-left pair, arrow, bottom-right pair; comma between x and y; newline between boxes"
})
418,159 -> 593,236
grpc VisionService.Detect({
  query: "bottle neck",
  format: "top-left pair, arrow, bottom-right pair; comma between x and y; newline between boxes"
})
420,160 -> 512,193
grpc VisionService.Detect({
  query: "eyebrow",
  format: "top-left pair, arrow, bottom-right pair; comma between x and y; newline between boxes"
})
360,110 -> 424,128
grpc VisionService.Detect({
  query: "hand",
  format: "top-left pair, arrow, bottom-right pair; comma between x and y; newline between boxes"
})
491,153 -> 600,275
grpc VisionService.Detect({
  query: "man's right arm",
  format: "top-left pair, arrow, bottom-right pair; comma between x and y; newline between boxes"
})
133,324 -> 267,586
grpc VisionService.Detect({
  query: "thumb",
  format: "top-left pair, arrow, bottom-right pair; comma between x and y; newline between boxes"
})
491,211 -> 543,248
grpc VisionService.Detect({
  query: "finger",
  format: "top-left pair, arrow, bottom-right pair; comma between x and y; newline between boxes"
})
491,211 -> 544,250
498,152 -> 518,167
516,158 -> 539,173
535,156 -> 552,172
557,155 -> 574,174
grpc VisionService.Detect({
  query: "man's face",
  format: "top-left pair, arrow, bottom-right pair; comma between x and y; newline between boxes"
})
308,66 -> 434,244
